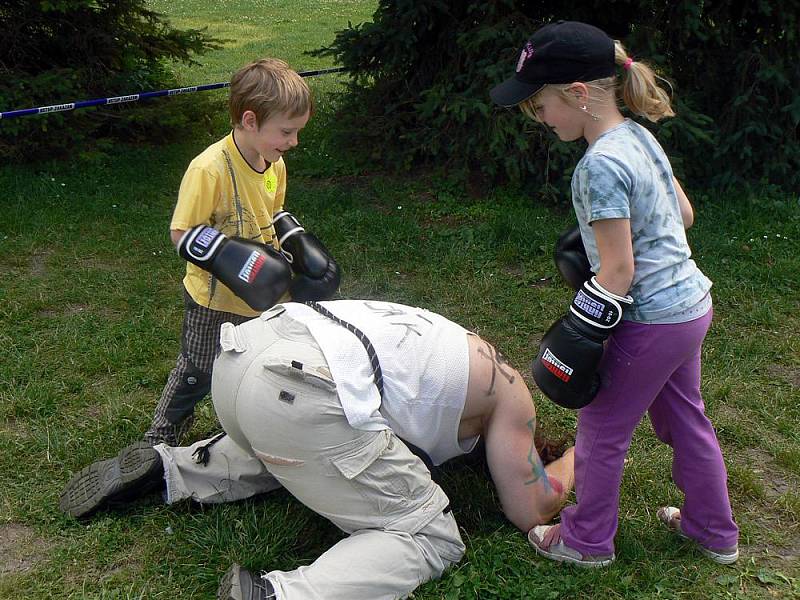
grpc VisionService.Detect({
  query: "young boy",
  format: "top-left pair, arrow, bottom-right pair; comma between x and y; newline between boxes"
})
145,58 -> 341,446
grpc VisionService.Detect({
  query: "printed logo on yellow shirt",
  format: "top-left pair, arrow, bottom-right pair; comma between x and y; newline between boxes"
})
264,170 -> 278,193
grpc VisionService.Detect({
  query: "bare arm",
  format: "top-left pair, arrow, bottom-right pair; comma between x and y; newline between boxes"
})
460,336 -> 574,531
592,218 -> 634,297
540,447 -> 575,523
673,177 -> 694,229
170,229 -> 186,247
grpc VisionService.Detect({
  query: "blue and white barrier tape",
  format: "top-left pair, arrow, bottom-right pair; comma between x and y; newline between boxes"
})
0,66 -> 346,120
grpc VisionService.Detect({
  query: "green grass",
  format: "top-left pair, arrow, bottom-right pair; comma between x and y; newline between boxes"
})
1,1 -> 800,598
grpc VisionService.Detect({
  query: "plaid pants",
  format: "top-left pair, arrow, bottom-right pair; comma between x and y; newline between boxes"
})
144,289 -> 250,446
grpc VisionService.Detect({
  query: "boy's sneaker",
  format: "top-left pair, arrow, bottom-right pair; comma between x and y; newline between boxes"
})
528,524 -> 615,568
218,564 -> 276,600
657,506 -> 739,565
59,442 -> 164,518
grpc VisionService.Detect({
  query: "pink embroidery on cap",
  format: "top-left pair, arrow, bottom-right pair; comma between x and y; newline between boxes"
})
516,42 -> 535,73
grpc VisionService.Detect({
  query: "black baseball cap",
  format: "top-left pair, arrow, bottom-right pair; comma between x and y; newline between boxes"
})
490,21 -> 615,107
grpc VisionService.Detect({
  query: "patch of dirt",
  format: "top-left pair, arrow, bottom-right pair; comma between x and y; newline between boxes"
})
0,524 -> 49,575
767,364 -> 800,389
368,202 -> 395,216
37,304 -> 122,319
0,420 -> 31,444
62,304 -> 90,316
59,550 -> 146,588
37,304 -> 89,318
712,401 -> 745,425
745,529 -> 800,565
738,448 -> 800,565
77,257 -> 123,272
745,447 -> 796,500
524,274 -> 555,288
29,250 -> 51,277
418,212 -> 467,229
83,404 -> 104,419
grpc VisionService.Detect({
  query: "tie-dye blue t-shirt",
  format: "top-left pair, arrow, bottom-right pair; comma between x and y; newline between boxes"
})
571,119 -> 712,323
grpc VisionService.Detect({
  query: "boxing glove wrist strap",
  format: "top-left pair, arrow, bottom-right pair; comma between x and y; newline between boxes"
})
272,211 -> 305,247
177,225 -> 226,263
569,276 -> 633,330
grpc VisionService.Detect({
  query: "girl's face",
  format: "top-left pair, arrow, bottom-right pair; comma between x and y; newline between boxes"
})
530,86 -> 585,142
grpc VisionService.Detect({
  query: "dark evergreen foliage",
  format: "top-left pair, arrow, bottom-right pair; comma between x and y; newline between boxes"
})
316,0 -> 800,193
0,0 -> 220,160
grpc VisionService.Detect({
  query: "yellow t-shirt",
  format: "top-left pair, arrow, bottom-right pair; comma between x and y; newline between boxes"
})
171,132 -> 286,316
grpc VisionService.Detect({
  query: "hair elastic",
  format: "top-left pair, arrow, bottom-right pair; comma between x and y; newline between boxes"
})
623,57 -> 634,71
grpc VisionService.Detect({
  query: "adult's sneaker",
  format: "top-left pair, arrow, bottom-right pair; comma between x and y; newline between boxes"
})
218,564 -> 276,600
59,441 -> 164,518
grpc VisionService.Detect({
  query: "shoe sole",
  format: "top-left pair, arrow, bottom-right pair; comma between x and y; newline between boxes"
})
698,546 -> 740,565
533,545 -> 615,568
59,442 -> 160,518
528,530 -> 615,568
217,564 -> 243,600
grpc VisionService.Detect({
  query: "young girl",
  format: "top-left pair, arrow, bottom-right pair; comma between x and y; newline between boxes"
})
490,21 -> 738,567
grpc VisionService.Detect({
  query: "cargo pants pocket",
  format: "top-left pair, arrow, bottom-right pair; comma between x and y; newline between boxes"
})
328,430 -> 442,533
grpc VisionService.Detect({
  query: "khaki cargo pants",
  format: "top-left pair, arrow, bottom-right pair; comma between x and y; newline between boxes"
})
154,306 -> 465,599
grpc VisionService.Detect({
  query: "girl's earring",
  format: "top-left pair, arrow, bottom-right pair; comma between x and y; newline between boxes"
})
581,105 -> 601,121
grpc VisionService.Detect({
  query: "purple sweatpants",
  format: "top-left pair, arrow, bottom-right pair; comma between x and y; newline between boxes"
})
560,308 -> 738,556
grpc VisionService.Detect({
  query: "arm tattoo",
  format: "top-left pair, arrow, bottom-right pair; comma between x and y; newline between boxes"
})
476,342 -> 515,395
524,417 -> 552,491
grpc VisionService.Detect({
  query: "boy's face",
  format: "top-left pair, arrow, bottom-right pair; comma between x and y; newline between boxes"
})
241,110 -> 310,163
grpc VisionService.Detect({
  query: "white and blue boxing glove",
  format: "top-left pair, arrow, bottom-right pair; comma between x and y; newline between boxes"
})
532,277 -> 633,409
177,225 -> 292,311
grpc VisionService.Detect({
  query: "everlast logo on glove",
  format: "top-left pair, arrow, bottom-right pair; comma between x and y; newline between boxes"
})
196,227 -> 218,249
238,251 -> 266,283
184,226 -> 226,262
573,289 -> 611,324
541,348 -> 573,382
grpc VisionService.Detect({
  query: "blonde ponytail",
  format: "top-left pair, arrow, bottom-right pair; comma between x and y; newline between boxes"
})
615,41 -> 674,122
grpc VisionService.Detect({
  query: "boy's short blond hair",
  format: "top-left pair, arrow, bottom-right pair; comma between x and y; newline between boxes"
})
229,58 -> 314,127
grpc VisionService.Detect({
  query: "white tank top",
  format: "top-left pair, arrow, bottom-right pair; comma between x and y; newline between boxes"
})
280,300 -> 473,465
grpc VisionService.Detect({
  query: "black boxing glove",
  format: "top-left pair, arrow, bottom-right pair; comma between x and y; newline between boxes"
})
532,277 -> 633,409
177,225 -> 291,311
272,211 -> 341,301
554,224 -> 593,291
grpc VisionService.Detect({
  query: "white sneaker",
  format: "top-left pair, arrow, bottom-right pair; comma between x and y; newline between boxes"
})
657,506 -> 739,565
528,524 -> 615,568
